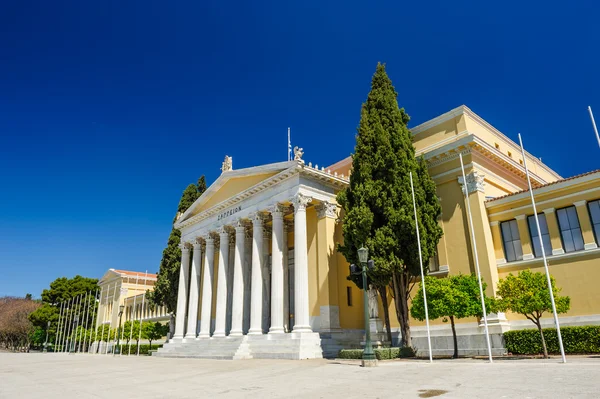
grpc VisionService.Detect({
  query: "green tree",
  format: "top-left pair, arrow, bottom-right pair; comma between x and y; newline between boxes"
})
411,274 -> 490,358
143,321 -> 169,347
149,176 -> 207,317
337,63 -> 443,348
122,320 -> 142,346
492,269 -> 570,358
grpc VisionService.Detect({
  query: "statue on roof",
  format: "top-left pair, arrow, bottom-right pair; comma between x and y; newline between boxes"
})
293,146 -> 304,161
221,155 -> 233,173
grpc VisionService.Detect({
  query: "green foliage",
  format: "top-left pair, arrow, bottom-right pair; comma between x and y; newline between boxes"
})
411,274 -> 489,321
493,270 -> 571,320
504,326 -> 600,355
143,321 -> 169,346
122,320 -> 142,344
399,346 -> 416,358
336,63 -> 443,347
338,347 -> 410,360
117,344 -> 162,356
149,177 -> 207,313
96,325 -> 116,342
40,275 -> 98,305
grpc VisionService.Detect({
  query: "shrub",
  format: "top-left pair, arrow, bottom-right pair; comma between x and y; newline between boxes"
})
504,326 -> 600,355
399,346 -> 416,358
338,347 -> 401,360
116,344 -> 163,355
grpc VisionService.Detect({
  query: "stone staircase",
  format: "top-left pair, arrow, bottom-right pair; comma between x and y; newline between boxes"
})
153,333 -> 323,360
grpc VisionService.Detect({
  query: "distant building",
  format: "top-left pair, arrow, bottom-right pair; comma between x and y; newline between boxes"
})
155,105 -> 600,359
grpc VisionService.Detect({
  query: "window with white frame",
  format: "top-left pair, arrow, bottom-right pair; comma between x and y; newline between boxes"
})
588,200 -> 600,244
528,214 -> 553,258
556,206 -> 584,253
500,219 -> 523,262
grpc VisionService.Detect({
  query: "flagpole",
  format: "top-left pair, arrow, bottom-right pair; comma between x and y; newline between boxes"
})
82,292 -> 91,352
518,133 -> 567,363
137,270 -> 148,356
99,286 -> 107,354
459,153 -> 494,363
128,274 -> 140,356
65,296 -> 76,353
78,292 -> 88,352
106,283 -> 118,355
61,298 -> 72,352
54,301 -> 64,351
288,127 -> 292,161
90,289 -> 99,353
588,106 -> 600,150
74,294 -> 83,352
409,171 -> 433,363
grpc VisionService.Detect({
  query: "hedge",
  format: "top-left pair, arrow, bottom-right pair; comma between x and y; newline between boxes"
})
114,344 -> 163,355
338,347 -> 416,360
504,326 -> 600,355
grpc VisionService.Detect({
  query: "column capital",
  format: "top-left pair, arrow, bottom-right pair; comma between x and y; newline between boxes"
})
489,221 -> 499,227
458,171 -> 485,194
249,212 -> 267,227
268,204 -> 288,219
178,242 -> 191,251
292,193 -> 312,211
543,208 -> 555,214
192,240 -> 203,250
574,200 -> 588,207
235,220 -> 247,234
315,201 -> 337,219
204,235 -> 215,247
515,214 -> 527,220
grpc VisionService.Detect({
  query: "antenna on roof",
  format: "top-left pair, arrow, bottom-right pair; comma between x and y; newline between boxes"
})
288,127 -> 292,161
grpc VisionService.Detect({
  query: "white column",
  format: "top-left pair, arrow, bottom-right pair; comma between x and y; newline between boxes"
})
283,221 -> 290,332
262,226 -> 271,333
269,205 -> 285,333
213,227 -> 230,337
243,229 -> 252,334
248,213 -> 264,334
198,236 -> 215,338
185,240 -> 202,339
230,221 -> 246,336
173,243 -> 191,340
292,193 -> 312,333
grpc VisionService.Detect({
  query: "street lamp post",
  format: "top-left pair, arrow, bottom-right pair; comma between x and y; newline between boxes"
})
351,246 -> 377,367
43,321 -> 50,353
114,305 -> 124,356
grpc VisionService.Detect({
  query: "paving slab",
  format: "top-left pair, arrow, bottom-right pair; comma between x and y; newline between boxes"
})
1,353 -> 599,398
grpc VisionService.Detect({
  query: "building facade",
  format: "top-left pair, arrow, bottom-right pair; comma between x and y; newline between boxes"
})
156,105 -> 600,359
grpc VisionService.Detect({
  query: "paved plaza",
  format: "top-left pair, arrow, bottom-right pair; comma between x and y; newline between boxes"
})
1,353 -> 599,398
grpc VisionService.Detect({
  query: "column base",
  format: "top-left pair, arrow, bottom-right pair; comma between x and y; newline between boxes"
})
292,325 -> 313,333
183,333 -> 197,340
171,334 -> 184,341
361,359 -> 378,367
268,327 -> 285,334
229,330 -> 244,337
248,328 -> 264,335
197,332 -> 211,339
212,331 -> 226,338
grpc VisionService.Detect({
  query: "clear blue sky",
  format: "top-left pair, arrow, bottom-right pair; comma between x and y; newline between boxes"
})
1,1 -> 599,298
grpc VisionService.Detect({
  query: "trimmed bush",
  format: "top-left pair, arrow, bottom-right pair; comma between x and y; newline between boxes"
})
504,326 -> 600,355
399,346 -> 416,358
116,344 -> 163,355
338,347 -> 402,360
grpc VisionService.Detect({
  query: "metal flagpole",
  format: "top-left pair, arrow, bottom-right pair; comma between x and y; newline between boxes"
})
409,172 -> 433,363
65,296 -> 76,353
459,153 -> 494,363
73,294 -> 82,352
106,283 -> 118,355
80,292 -> 90,353
78,292 -> 87,352
128,274 -> 140,355
288,127 -> 292,161
588,106 -> 600,150
91,289 -> 100,353
61,298 -> 71,352
518,133 -> 567,363
99,286 -> 107,354
137,270 -> 148,356
54,301 -> 65,351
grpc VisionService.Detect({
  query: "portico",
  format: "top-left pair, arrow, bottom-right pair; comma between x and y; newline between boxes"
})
156,155 -> 346,359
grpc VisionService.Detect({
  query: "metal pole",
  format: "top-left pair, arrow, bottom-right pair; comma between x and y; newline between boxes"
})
99,285 -> 107,354
64,296 -> 75,353
361,265 -> 375,362
60,298 -> 71,352
518,133 -> 567,363
73,294 -> 82,352
91,289 -> 99,353
128,276 -> 139,355
459,153 -> 494,363
409,171 -> 433,363
78,292 -> 88,352
54,301 -> 64,351
137,271 -> 148,356
588,106 -> 600,150
106,283 -> 118,355
44,321 -> 50,352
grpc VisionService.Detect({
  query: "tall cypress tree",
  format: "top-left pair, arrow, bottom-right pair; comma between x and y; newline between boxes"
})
149,176 -> 207,315
337,63 -> 442,348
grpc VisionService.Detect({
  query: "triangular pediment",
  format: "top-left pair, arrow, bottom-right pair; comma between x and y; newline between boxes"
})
175,161 -> 298,227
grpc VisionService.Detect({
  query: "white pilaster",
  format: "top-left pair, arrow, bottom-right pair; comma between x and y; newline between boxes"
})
184,240 -> 202,339
292,193 -> 312,333
198,236 -> 215,338
230,221 -> 246,336
269,205 -> 285,333
248,213 -> 264,335
173,243 -> 191,340
213,227 -> 230,337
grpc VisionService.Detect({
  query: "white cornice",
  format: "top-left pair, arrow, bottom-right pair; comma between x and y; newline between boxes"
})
410,105 -> 468,135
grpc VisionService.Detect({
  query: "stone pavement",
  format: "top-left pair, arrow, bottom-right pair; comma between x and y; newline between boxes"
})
1,352 -> 599,398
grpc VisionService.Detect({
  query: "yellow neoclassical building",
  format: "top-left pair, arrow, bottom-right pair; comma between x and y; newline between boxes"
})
154,105 -> 600,359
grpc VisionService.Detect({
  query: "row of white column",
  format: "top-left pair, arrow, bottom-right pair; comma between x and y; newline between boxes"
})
172,193 -> 313,340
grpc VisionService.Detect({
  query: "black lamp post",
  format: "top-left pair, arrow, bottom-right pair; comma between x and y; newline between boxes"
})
114,305 -> 124,355
43,321 -> 50,353
351,246 -> 377,367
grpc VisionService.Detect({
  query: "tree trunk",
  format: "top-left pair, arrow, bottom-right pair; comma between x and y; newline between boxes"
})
450,315 -> 458,359
377,285 -> 393,344
392,270 -> 411,348
537,322 -> 548,359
